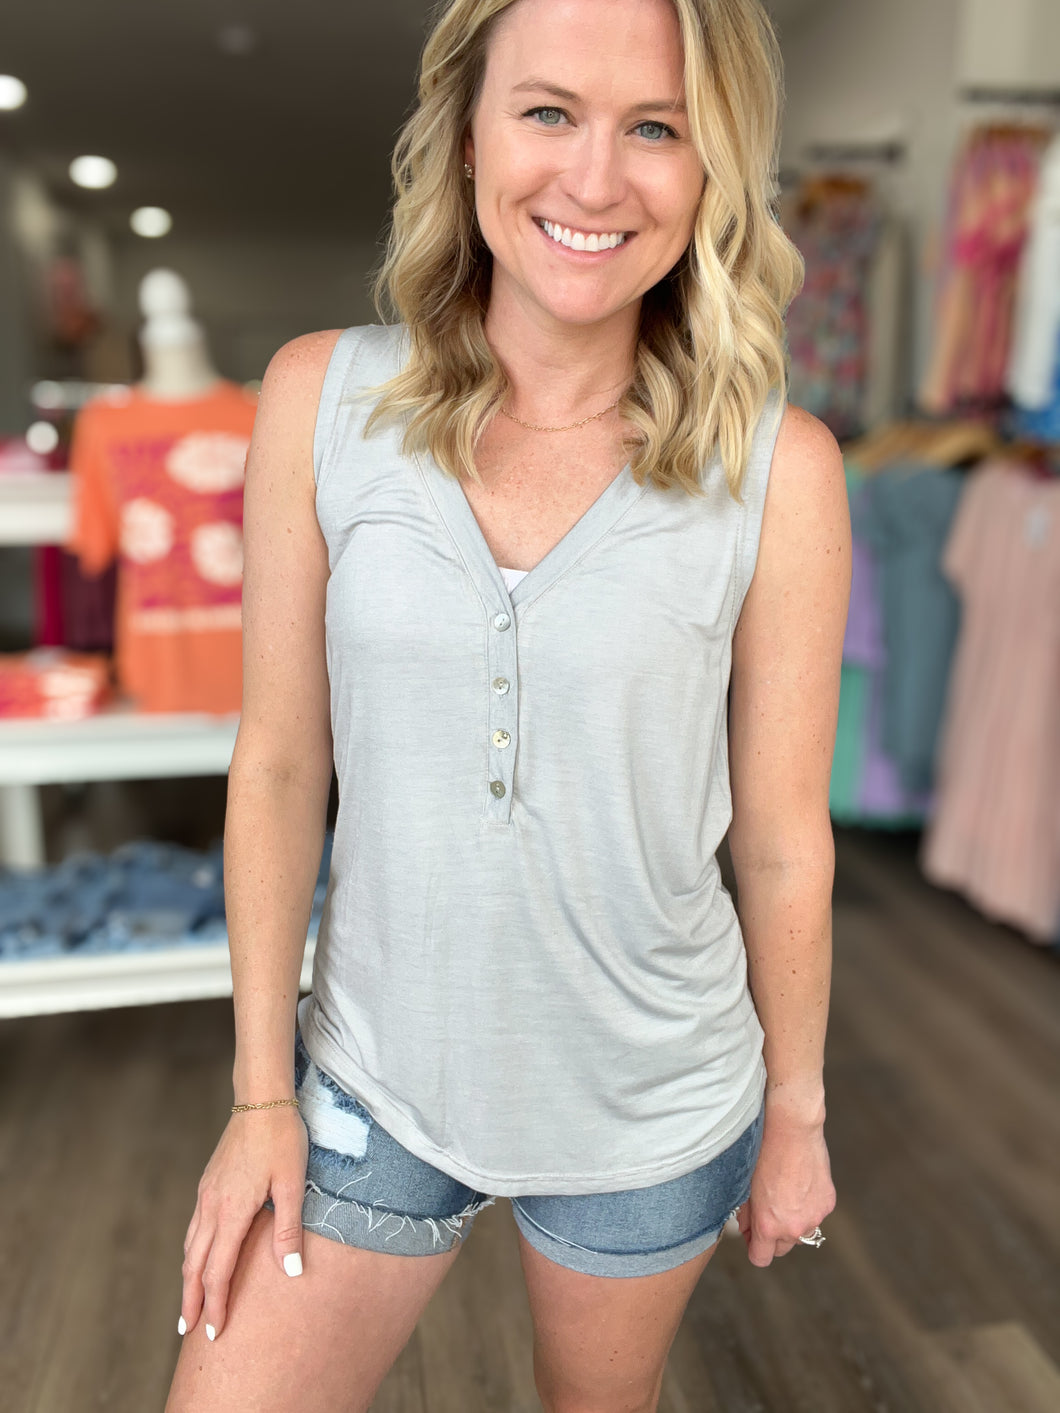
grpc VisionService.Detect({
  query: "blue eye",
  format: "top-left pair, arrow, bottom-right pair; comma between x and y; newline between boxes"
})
524,106 -> 566,126
522,107 -> 678,142
635,120 -> 677,142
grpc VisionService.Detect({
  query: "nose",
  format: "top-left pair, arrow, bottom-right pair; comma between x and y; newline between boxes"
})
559,121 -> 628,216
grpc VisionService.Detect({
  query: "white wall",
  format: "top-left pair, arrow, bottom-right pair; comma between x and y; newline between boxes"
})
958,0 -> 1060,89
0,159 -> 34,435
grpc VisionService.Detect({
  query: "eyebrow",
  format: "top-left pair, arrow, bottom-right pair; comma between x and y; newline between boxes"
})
511,78 -> 687,116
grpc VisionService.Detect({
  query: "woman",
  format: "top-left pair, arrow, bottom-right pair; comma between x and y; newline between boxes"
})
167,0 -> 846,1408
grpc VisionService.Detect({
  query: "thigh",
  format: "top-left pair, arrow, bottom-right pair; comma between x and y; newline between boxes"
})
168,1029 -> 498,1412
166,1204 -> 463,1413
517,1225 -> 718,1413
513,1103 -> 765,1412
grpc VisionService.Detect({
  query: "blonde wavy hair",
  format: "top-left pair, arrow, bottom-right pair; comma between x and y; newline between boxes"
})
363,0 -> 804,502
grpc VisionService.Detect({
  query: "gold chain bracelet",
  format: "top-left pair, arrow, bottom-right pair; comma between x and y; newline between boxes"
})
231,1098 -> 300,1113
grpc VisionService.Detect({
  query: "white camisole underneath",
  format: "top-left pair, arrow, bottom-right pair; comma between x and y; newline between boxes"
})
499,565 -> 529,592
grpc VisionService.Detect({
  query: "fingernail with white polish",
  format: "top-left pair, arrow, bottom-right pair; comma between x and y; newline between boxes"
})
206,1324 -> 216,1342
283,1252 -> 303,1277
177,1315 -> 187,1336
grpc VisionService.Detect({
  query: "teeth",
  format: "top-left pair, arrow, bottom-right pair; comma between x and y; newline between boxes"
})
542,219 -> 627,250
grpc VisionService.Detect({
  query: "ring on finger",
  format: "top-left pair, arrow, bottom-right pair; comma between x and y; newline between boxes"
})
798,1225 -> 825,1247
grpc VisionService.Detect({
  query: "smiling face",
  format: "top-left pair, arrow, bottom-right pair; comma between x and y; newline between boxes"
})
464,0 -> 706,331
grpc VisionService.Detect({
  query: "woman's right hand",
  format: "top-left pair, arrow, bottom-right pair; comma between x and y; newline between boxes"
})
178,1107 -> 309,1341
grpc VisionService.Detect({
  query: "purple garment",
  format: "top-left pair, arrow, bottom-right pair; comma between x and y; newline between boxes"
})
858,669 -> 935,818
845,527 -> 886,668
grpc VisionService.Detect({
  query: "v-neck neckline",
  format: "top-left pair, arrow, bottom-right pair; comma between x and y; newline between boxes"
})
415,449 -> 648,608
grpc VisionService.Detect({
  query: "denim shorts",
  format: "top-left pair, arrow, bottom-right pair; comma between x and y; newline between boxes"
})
272,1029 -> 765,1279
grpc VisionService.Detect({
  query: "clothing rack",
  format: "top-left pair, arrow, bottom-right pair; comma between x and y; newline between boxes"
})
803,140 -> 906,166
959,86 -> 1060,107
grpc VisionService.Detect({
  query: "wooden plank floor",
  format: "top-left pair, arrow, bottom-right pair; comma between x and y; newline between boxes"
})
1,825 -> 1057,1412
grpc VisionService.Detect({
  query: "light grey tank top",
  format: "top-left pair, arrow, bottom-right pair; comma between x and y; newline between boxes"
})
297,323 -> 784,1195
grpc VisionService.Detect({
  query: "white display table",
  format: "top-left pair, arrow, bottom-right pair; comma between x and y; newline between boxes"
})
0,471 -> 73,546
0,468 -> 284,1014
0,706 -> 240,868
0,931 -> 316,1018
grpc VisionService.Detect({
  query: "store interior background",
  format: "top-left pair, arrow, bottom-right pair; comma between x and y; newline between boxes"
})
1,0 -> 1059,1409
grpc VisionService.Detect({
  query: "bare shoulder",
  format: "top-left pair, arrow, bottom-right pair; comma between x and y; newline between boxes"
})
769,403 -> 845,505
258,328 -> 346,408
736,402 -> 850,636
753,402 -> 849,579
246,329 -> 347,478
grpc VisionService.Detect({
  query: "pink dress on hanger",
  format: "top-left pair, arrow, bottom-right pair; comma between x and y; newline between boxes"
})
920,461 -> 1060,942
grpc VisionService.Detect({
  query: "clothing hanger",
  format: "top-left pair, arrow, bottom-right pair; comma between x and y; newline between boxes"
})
843,419 -> 1004,475
998,440 -> 1060,481
917,421 -> 1004,468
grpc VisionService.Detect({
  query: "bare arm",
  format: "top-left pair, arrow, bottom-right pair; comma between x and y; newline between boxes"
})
726,405 -> 849,1262
177,329 -> 344,1343
226,328 -> 344,1102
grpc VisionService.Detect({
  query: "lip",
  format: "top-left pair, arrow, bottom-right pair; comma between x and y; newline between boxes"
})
532,216 -> 634,259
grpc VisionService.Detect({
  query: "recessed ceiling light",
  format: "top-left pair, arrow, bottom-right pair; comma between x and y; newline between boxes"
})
217,23 -> 258,56
70,155 -> 118,190
31,381 -> 64,410
26,421 -> 59,455
131,206 -> 173,238
0,75 -> 28,111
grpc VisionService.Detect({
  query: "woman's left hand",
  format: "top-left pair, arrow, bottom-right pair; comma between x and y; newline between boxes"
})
735,1103 -> 836,1267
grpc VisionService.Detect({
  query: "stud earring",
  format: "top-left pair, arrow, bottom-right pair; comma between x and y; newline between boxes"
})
464,163 -> 474,180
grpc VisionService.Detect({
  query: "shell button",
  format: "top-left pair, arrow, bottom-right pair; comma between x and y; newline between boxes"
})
492,611 -> 512,631
489,780 -> 507,798
492,730 -> 511,749
491,677 -> 511,695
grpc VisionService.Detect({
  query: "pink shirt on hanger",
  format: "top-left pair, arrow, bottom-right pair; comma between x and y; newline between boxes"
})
920,461 -> 1060,942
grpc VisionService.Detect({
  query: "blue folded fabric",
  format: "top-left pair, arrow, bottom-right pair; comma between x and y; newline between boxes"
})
0,832 -> 334,961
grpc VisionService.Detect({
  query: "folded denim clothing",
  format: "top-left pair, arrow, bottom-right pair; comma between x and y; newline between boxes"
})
0,830 -> 334,961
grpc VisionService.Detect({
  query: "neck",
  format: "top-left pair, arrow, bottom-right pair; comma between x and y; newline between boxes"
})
483,280 -> 639,423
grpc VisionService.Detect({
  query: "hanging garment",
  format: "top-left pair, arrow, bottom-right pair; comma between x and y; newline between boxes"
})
1007,134 -> 1060,411
34,546 -> 65,647
920,462 -> 1060,942
59,551 -> 117,653
1013,324 -> 1060,443
836,470 -> 933,825
850,463 -> 965,794
921,127 -> 1046,415
298,323 -> 783,1195
862,214 -> 908,431
830,463 -> 878,819
785,183 -> 882,439
66,381 -> 257,714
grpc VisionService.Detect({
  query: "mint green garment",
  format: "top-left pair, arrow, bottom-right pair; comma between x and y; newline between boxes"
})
830,663 -> 870,820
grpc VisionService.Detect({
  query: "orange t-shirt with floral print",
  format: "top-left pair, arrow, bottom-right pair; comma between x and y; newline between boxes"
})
66,381 -> 258,714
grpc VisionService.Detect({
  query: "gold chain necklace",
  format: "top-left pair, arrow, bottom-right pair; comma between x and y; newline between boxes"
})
499,392 -> 625,433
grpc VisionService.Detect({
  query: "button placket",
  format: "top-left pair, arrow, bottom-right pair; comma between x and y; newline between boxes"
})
486,603 -> 517,822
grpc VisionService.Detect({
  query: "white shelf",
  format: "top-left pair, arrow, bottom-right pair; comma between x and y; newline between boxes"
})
0,930 -> 317,1017
0,477 -> 263,1013
0,472 -> 72,546
0,704 -> 239,786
